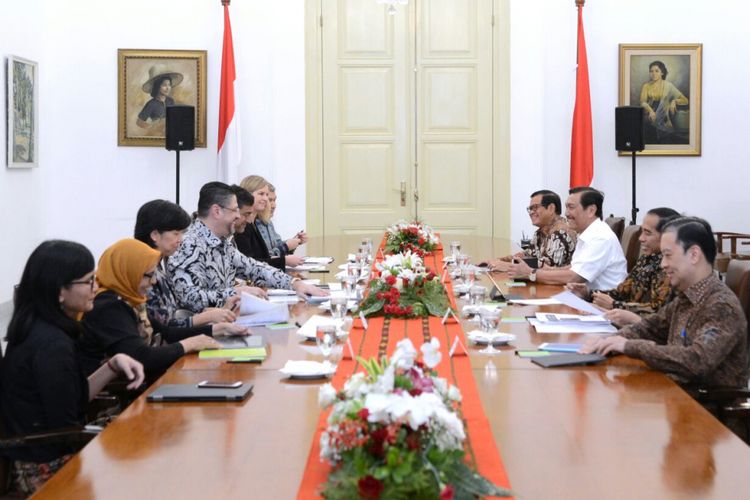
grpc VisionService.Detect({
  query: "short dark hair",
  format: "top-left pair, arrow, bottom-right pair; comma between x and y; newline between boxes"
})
230,185 -> 255,209
569,186 -> 604,219
150,76 -> 172,98
197,181 -> 235,217
531,189 -> 561,215
661,216 -> 716,265
649,61 -> 668,80
646,207 -> 681,233
134,200 -> 192,248
6,240 -> 95,345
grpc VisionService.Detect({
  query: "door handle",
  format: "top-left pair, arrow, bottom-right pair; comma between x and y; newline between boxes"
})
400,180 -> 406,206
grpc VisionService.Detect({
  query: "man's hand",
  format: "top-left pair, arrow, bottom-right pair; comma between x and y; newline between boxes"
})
212,322 -> 251,336
579,335 -> 627,356
235,285 -> 268,299
603,309 -> 642,327
592,292 -> 615,310
507,259 -> 533,279
285,254 -> 304,267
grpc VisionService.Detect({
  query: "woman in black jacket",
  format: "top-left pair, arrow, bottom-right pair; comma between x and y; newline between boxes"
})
0,240 -> 144,495
80,239 -> 222,379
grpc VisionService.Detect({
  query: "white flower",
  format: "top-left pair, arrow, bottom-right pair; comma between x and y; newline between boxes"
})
447,385 -> 462,403
318,383 -> 337,408
392,339 -> 417,369
420,338 -> 442,369
343,372 -> 368,399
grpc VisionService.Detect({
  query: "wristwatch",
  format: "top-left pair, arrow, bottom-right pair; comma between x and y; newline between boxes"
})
528,269 -> 537,282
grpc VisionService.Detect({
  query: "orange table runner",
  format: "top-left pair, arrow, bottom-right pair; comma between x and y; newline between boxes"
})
297,240 -> 512,498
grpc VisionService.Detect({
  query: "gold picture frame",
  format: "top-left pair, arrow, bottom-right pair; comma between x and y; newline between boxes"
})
619,43 -> 702,156
118,49 -> 207,147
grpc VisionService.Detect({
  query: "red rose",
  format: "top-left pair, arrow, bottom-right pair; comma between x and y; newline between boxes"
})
385,275 -> 397,286
408,388 -> 422,397
405,432 -> 421,451
358,408 -> 370,420
358,475 -> 384,499
440,485 -> 454,500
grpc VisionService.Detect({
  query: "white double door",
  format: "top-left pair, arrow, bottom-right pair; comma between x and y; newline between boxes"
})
320,0 -> 495,236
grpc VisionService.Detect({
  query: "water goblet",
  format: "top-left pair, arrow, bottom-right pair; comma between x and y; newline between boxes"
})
450,241 -> 462,260
478,309 -> 502,354
468,285 -> 486,322
330,294 -> 349,320
342,275 -> 357,297
316,324 -> 337,359
361,238 -> 373,259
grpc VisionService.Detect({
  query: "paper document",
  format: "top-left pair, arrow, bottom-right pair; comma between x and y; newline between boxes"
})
236,292 -> 290,326
528,318 -> 616,334
198,347 -> 267,359
304,256 -> 334,264
287,264 -> 327,272
534,312 -> 612,325
268,295 -> 301,304
552,290 -> 604,315
296,315 -> 345,339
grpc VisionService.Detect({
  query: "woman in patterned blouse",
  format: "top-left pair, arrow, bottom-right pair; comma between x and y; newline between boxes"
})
569,207 -> 680,326
134,200 -> 244,333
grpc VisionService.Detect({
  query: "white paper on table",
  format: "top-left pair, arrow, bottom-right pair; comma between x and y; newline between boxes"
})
287,264 -> 327,272
304,256 -> 334,264
528,318 -> 616,334
268,295 -> 302,304
236,292 -> 290,326
508,298 -> 562,306
296,315 -> 344,339
267,289 -> 297,296
552,290 -> 605,315
534,312 -> 612,325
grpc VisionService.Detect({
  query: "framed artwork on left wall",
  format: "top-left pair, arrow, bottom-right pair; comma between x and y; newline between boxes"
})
6,55 -> 39,168
118,49 -> 207,147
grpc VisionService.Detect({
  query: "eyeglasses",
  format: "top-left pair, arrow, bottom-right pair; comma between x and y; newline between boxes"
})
526,204 -> 543,214
220,205 -> 241,214
69,276 -> 96,290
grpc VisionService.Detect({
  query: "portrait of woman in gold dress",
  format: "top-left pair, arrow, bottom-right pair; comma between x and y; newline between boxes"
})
639,60 -> 689,145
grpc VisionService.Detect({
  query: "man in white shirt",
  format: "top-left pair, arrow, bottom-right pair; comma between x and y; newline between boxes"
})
508,187 -> 627,289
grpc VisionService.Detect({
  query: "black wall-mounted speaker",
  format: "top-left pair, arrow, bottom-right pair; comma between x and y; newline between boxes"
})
615,106 -> 645,152
165,105 -> 195,151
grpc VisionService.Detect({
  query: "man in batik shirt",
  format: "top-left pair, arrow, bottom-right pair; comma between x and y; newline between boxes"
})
484,190 -> 576,271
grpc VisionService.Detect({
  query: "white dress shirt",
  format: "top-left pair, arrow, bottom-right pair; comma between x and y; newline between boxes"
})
570,218 -> 628,290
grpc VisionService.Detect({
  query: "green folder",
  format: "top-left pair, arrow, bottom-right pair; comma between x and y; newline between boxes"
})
199,347 -> 267,360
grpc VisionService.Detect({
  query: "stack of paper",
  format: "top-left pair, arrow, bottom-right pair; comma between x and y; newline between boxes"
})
287,264 -> 328,272
235,292 -> 290,326
304,256 -> 334,264
528,312 -> 617,334
296,315 -> 345,340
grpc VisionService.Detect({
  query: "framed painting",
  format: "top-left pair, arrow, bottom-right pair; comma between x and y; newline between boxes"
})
6,55 -> 39,168
118,49 -> 207,147
619,43 -> 702,156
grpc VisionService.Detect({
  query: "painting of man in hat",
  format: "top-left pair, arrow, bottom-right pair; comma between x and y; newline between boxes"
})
118,49 -> 206,147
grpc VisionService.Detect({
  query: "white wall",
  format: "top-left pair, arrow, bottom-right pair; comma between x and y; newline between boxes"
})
3,0 -> 749,302
1,0 -> 305,302
509,0 -> 750,237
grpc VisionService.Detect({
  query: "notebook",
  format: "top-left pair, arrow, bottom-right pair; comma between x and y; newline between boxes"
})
530,353 -> 606,368
147,383 -> 254,402
216,335 -> 265,349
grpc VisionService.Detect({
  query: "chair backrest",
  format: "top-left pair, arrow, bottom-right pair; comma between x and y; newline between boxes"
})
605,215 -> 625,242
726,259 -> 750,326
620,224 -> 642,273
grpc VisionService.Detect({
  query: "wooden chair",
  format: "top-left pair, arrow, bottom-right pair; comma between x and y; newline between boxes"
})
605,215 -> 625,242
714,232 -> 750,273
620,224 -> 642,273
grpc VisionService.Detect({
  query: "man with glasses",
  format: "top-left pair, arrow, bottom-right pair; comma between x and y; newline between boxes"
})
484,190 -> 576,271
168,181 -> 326,312
508,187 -> 627,290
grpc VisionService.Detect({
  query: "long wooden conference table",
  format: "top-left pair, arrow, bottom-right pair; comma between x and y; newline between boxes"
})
36,235 -> 750,499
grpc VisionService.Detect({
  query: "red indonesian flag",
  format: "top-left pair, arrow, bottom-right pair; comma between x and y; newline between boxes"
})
217,3 -> 241,182
570,3 -> 593,187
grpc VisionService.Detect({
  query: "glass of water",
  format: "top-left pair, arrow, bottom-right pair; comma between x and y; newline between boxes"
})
316,324 -> 337,359
468,285 -> 486,322
479,309 -> 502,354
450,241 -> 462,260
341,275 -> 358,297
330,294 -> 349,320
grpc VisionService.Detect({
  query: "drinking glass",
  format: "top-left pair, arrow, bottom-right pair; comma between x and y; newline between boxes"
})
361,238 -> 373,259
478,309 -> 502,354
468,285 -> 487,322
341,275 -> 358,297
450,241 -> 462,260
330,294 -> 349,320
316,325 -> 336,359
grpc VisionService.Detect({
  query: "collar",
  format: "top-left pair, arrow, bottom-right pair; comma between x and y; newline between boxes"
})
682,274 -> 719,305
578,218 -> 604,242
193,218 -> 224,248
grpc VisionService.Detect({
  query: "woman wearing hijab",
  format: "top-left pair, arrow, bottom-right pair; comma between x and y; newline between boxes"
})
80,239 -> 221,379
0,240 -> 144,496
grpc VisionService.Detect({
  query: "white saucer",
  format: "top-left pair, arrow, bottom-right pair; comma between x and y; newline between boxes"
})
466,331 -> 516,346
279,360 -> 337,379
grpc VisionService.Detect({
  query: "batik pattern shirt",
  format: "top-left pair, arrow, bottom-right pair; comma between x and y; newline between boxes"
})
597,253 -> 673,313
256,219 -> 287,257
146,260 -> 191,328
526,216 -> 577,267
167,219 -> 292,312
620,274 -> 749,387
